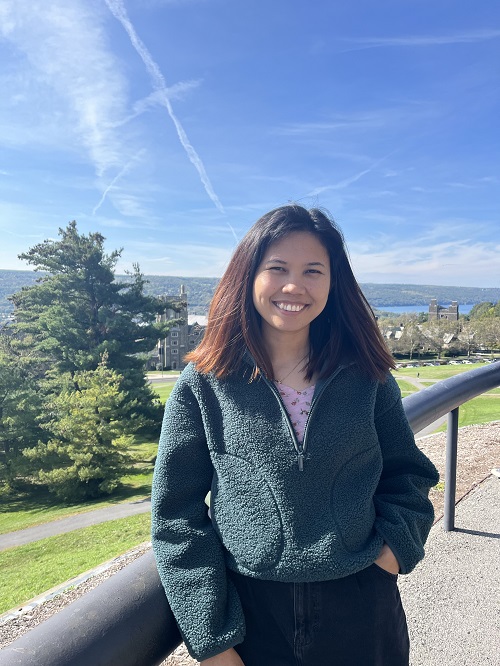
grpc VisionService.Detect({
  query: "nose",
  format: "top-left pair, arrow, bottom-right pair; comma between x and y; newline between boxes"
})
282,276 -> 306,294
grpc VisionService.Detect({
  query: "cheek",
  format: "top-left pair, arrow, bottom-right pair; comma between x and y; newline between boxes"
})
315,283 -> 331,310
253,274 -> 271,302
252,276 -> 265,312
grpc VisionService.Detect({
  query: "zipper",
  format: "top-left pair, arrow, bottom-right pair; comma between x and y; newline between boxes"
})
261,365 -> 346,471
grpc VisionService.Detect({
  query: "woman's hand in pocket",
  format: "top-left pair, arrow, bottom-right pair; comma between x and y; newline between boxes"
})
374,543 -> 400,575
200,647 -> 245,666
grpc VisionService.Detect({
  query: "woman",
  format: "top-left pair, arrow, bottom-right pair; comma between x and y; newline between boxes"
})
151,205 -> 439,666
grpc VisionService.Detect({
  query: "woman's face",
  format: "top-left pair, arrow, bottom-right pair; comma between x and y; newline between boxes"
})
252,231 -> 331,339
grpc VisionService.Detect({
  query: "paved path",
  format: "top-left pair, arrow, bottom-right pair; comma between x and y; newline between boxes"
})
400,475 -> 500,666
0,498 -> 151,551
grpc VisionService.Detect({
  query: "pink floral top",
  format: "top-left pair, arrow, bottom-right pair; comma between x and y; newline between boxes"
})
275,383 -> 316,442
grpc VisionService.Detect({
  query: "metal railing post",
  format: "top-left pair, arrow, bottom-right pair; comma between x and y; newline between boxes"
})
443,407 -> 459,531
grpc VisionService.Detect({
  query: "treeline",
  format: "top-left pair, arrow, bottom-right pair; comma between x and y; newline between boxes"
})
380,310 -> 500,360
3,271 -> 500,319
0,223 -> 181,502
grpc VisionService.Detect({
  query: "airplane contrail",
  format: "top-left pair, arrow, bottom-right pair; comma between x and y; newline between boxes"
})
92,150 -> 145,215
104,0 -> 230,228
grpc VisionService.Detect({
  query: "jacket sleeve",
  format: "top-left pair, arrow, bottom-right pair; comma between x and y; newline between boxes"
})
372,374 -> 439,574
151,377 -> 245,661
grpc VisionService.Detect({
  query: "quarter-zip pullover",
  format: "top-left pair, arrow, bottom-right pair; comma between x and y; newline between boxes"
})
151,361 -> 439,661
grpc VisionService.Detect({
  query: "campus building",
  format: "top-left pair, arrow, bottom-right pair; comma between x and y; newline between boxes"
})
428,299 -> 459,321
150,285 -> 205,371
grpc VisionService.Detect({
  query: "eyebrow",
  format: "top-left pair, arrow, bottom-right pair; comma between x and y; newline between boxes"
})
264,258 -> 327,267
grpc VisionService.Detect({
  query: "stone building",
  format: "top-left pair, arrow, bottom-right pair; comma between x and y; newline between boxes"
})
151,285 -> 206,371
428,299 -> 459,321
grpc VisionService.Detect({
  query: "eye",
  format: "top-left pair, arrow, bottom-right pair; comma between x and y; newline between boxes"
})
268,266 -> 285,272
305,269 -> 323,274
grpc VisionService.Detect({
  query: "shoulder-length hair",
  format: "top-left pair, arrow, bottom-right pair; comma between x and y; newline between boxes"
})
186,205 -> 394,382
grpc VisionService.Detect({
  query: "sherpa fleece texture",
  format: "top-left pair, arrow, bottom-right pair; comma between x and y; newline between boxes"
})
151,362 -> 439,661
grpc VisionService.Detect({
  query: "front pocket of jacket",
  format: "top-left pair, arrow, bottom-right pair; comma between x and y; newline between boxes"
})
211,455 -> 284,572
330,445 -> 382,552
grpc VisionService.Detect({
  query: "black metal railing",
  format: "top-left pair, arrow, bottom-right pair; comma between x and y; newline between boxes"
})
403,361 -> 500,530
2,362 -> 499,665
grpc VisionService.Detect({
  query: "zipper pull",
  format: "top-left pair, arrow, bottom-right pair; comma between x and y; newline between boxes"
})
297,453 -> 304,471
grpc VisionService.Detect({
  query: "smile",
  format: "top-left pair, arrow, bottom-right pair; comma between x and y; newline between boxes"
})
274,302 -> 307,312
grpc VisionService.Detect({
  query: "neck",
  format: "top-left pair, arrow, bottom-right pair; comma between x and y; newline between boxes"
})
261,326 -> 310,368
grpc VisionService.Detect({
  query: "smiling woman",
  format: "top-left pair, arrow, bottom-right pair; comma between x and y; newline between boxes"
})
151,205 -> 439,666
252,232 -> 331,338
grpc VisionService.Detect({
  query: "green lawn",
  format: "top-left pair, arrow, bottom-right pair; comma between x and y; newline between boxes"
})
0,493 -> 140,536
0,513 -> 151,614
395,379 -> 418,395
152,382 -> 175,403
0,438 -> 158,535
395,362 -> 488,380
434,395 -> 500,432
393,363 -> 500,432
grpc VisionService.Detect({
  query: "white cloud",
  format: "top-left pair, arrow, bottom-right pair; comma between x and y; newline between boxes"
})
0,1 -> 162,220
275,104 -> 440,138
118,241 -> 233,277
349,237 -> 500,287
0,1 -> 131,176
344,29 -> 500,50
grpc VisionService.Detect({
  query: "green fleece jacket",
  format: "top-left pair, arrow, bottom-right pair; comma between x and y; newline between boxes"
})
151,361 -> 439,661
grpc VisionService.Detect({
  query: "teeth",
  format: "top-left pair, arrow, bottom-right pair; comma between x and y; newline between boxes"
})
275,302 -> 305,312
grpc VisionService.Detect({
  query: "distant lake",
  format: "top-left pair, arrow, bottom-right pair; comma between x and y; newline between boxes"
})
375,304 -> 475,315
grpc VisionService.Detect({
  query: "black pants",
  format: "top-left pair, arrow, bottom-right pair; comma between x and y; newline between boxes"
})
229,565 -> 409,666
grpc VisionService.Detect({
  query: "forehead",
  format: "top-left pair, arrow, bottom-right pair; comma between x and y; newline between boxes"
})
262,232 -> 329,261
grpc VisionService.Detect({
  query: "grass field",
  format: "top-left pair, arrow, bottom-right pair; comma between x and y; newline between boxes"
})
0,438 -> 157,535
0,513 -> 151,614
395,379 -> 419,395
434,395 -> 500,431
395,362 -> 491,380
394,362 -> 500,431
152,382 -> 175,403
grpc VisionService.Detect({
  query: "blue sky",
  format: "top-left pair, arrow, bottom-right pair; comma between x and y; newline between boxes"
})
0,0 -> 499,287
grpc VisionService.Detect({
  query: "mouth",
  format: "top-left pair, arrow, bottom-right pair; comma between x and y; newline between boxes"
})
273,301 -> 307,313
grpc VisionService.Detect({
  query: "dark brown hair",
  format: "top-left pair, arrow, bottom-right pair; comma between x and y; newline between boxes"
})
186,205 -> 394,382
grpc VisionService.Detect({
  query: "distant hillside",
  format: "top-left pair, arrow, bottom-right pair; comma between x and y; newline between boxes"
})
1,269 -> 500,318
0,270 -> 219,318
359,283 -> 500,308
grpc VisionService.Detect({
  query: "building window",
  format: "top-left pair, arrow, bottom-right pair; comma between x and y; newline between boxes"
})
172,340 -> 178,345
171,349 -> 178,354
171,331 -> 178,337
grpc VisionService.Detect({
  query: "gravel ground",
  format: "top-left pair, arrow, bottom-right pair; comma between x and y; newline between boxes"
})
400,475 -> 500,665
415,420 -> 500,520
1,421 -> 499,665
